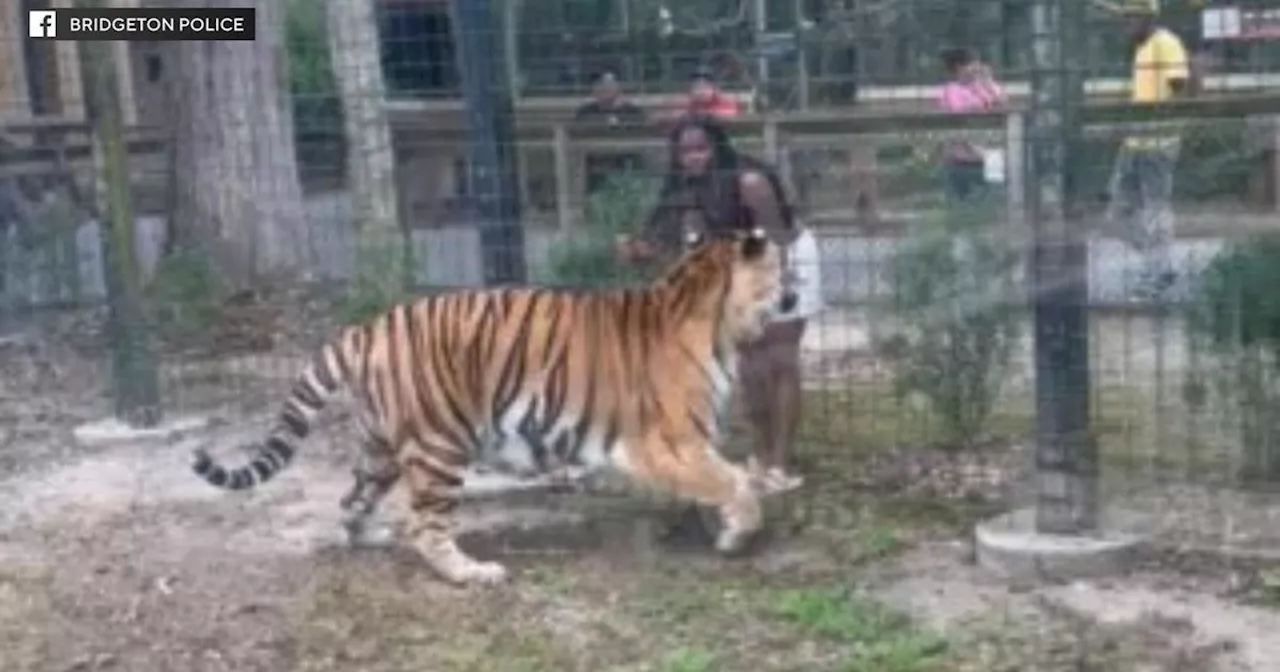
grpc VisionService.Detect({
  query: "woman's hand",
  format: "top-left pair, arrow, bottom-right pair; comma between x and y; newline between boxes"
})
615,235 -> 657,263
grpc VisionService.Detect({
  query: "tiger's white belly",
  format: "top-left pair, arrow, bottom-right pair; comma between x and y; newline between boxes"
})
477,352 -> 735,482
477,393 -> 621,480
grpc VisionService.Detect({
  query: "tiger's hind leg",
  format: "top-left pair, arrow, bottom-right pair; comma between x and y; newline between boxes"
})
340,435 -> 403,547
401,439 -> 508,586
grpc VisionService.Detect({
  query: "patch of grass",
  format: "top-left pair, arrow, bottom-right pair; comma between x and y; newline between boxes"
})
614,564 -> 953,672
1259,567 -> 1280,608
298,563 -> 582,672
659,647 -> 719,672
852,525 -> 904,561
768,587 -> 949,672
950,607 -> 1233,672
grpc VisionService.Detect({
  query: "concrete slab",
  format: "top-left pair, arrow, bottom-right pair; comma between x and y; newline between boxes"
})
975,506 -> 1152,582
73,415 -> 212,447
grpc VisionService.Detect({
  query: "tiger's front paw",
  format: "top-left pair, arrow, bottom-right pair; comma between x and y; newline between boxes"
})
447,559 -> 510,586
715,525 -> 758,556
714,472 -> 763,556
344,517 -> 400,548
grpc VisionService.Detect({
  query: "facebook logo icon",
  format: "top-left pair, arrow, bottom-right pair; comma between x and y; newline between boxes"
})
28,10 -> 57,39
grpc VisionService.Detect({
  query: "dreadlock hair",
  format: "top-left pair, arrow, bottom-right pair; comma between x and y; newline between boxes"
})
642,114 -> 794,252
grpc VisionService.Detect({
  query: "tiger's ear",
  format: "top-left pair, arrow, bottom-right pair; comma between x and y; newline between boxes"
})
684,229 -> 704,249
740,227 -> 768,261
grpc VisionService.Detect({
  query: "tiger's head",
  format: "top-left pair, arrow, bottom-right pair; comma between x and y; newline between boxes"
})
660,227 -> 795,343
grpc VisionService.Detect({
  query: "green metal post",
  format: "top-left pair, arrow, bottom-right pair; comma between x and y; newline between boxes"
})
1028,0 -> 1094,533
79,3 -> 162,427
452,0 -> 527,285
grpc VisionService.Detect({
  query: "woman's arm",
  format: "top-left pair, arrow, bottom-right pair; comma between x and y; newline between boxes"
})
974,63 -> 1007,107
739,170 -> 798,281
618,187 -> 688,264
739,171 -> 797,247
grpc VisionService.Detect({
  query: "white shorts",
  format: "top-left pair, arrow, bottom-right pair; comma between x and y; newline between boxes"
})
774,227 -> 824,322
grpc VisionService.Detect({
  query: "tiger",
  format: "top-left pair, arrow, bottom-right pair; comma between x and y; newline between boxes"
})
191,227 -> 795,585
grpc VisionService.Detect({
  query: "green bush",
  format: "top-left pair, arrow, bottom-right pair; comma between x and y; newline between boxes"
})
143,247 -> 225,345
1185,236 -> 1280,482
1188,236 -> 1280,358
884,199 -> 1022,449
546,171 -> 656,287
339,237 -> 412,326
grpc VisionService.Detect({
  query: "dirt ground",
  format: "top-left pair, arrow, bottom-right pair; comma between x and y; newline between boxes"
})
3,314 -> 1280,672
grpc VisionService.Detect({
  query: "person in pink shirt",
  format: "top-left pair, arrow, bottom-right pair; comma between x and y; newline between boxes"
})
937,48 -> 1006,202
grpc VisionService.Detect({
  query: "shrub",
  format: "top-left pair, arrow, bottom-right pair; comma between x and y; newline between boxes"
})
143,246 -> 225,345
884,199 -> 1022,449
546,171 -> 656,287
1185,236 -> 1280,483
339,236 -> 412,326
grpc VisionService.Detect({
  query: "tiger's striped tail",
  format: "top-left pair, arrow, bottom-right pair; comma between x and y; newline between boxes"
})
192,342 -> 349,491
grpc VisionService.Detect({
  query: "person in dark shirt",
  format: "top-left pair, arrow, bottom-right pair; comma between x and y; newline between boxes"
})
574,71 -> 647,125
574,71 -> 649,194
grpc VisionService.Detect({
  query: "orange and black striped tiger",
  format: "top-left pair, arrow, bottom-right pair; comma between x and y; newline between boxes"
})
192,228 -> 793,585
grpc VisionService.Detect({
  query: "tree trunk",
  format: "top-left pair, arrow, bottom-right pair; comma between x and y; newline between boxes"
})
326,0 -> 407,297
166,0 -> 308,290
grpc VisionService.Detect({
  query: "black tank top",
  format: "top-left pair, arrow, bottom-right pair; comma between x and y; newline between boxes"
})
646,157 -> 794,252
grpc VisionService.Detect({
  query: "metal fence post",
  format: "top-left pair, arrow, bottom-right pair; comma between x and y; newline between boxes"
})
1028,0 -> 1095,533
78,4 -> 161,428
452,0 -> 527,285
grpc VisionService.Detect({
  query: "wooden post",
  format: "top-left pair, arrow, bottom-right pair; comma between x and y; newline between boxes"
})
763,116 -> 797,200
553,123 -> 572,231
768,117 -> 796,194
1005,111 -> 1027,227
516,145 -> 532,214
53,0 -> 85,119
793,0 -> 809,110
752,0 -> 768,107
111,0 -> 140,125
503,0 -> 521,100
848,139 -> 879,226
1271,115 -> 1280,213
762,116 -> 780,163
0,2 -> 31,118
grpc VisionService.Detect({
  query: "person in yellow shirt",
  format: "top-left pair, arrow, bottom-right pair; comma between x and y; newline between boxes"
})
1104,0 -> 1193,299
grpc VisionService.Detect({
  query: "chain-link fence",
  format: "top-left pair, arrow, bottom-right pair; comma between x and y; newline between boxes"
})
4,1 -> 1280,671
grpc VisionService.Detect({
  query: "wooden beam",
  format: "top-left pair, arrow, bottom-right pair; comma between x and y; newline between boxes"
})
552,123 -> 571,231
0,1 -> 31,118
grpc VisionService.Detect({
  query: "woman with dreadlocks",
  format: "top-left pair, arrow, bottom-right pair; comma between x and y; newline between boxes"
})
617,114 -> 823,494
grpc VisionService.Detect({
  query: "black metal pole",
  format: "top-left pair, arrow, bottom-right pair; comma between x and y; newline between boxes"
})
451,0 -> 526,285
1028,0 -> 1095,533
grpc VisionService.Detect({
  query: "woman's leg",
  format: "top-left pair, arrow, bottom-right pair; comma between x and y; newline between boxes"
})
767,319 -> 805,475
738,318 -> 807,491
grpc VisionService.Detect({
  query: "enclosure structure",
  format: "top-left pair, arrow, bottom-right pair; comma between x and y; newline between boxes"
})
4,0 -> 1280,669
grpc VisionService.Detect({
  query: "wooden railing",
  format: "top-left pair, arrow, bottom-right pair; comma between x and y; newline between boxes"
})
3,91 -> 1279,229
389,91 -> 1280,231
